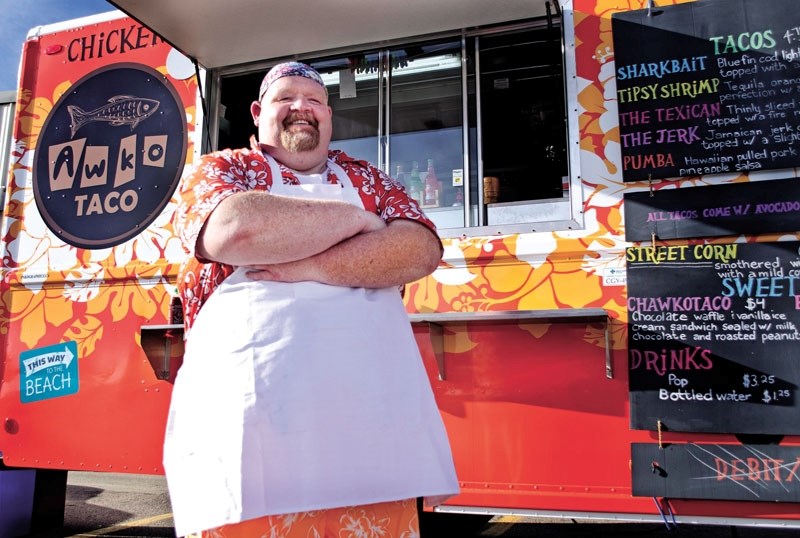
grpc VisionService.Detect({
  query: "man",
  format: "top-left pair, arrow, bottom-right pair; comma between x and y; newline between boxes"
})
164,62 -> 459,537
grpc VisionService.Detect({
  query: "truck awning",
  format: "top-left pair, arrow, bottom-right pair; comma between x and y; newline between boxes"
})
108,0 -> 552,69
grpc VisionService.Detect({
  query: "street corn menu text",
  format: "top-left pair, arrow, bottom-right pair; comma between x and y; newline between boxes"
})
612,0 -> 800,181
627,241 -> 800,434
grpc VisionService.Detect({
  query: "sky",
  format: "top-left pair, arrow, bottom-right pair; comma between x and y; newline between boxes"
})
0,0 -> 115,91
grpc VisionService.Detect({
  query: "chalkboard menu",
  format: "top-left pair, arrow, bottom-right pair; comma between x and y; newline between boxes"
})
627,241 -> 800,434
624,178 -> 800,241
612,0 -> 800,181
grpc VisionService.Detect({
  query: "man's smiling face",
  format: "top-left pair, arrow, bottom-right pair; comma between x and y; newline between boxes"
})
252,75 -> 333,166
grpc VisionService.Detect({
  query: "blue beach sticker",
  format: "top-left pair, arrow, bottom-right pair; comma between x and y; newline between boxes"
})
33,63 -> 187,249
20,341 -> 80,403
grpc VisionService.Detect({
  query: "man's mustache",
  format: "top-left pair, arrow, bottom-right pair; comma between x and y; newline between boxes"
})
283,113 -> 319,129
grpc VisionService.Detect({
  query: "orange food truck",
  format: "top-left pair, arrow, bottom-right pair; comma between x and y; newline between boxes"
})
3,0 -> 800,534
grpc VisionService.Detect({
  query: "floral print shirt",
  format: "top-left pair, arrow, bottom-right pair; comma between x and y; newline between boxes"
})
174,136 -> 439,330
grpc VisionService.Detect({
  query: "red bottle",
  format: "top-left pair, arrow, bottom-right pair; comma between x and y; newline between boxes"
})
423,158 -> 439,206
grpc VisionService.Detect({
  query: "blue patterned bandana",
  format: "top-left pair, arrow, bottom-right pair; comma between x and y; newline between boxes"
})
258,62 -> 326,100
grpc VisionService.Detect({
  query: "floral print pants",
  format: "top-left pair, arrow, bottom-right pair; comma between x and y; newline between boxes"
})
186,498 -> 419,538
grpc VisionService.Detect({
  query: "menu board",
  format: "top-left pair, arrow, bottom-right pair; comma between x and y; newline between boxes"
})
627,241 -> 800,434
624,178 -> 800,241
612,0 -> 800,181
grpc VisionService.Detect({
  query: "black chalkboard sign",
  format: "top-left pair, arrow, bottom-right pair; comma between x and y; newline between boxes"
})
627,241 -> 800,434
632,443 -> 800,502
624,177 -> 800,241
612,0 -> 800,181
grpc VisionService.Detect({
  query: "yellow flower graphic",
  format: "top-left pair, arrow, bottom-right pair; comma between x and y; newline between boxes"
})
1,286 -> 74,347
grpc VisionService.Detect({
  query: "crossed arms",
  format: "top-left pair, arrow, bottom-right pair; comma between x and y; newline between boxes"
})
197,191 -> 442,288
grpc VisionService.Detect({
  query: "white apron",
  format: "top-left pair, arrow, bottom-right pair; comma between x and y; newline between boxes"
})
163,157 -> 458,536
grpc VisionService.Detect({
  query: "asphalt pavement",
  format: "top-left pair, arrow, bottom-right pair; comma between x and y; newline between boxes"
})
21,472 -> 800,538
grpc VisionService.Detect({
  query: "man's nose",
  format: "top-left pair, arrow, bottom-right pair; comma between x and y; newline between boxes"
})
290,97 -> 312,111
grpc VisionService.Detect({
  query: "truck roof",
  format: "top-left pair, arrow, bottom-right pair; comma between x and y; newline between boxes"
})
24,10 -> 124,39
107,0 -> 551,69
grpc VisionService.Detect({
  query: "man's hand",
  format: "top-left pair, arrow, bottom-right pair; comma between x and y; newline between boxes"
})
245,258 -> 318,283
359,211 -> 387,233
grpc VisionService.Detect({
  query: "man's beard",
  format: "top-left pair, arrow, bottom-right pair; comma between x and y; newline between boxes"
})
281,129 -> 320,152
281,114 -> 320,152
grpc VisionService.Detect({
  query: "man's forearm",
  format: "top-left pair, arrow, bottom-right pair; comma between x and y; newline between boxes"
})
246,219 -> 442,288
197,191 -> 384,265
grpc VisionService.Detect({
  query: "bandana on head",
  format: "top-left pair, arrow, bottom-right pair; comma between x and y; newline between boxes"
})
258,62 -> 326,100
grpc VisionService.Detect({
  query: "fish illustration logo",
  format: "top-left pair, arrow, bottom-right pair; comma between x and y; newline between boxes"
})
34,64 -> 186,249
67,95 -> 160,137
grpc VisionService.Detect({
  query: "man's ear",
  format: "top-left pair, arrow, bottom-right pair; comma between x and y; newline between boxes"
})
250,101 -> 262,125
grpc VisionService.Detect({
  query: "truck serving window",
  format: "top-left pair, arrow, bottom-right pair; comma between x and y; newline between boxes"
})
213,17 -> 576,236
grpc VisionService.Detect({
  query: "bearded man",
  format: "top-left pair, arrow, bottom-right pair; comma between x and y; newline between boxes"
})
163,61 -> 459,537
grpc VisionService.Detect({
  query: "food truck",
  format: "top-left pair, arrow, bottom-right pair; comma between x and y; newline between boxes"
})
2,0 -> 800,534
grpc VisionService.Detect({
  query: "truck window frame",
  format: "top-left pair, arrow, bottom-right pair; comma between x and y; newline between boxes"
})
207,13 -> 582,238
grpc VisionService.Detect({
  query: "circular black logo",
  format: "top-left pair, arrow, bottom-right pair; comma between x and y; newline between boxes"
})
33,64 -> 187,249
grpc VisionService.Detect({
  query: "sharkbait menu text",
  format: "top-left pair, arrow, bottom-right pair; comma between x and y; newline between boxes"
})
612,0 -> 800,181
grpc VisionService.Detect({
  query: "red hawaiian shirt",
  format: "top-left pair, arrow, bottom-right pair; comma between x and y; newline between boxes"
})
174,136 -> 439,330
